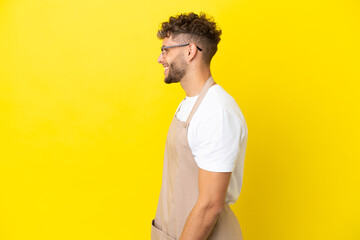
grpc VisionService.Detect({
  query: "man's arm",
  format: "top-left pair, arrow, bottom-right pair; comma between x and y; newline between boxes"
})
179,168 -> 232,240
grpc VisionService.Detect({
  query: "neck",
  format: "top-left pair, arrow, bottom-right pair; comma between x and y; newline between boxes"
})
180,66 -> 212,97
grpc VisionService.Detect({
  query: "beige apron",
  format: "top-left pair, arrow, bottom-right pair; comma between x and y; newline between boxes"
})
151,76 -> 243,240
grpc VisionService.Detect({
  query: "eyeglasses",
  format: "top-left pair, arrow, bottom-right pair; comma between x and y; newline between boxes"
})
160,43 -> 203,57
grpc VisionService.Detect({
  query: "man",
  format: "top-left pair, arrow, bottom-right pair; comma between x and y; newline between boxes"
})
151,12 -> 248,240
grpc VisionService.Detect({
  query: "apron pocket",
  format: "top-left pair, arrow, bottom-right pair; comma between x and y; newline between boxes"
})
151,219 -> 176,240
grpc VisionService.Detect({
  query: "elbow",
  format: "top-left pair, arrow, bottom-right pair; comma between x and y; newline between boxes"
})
212,203 -> 225,217
197,199 -> 225,217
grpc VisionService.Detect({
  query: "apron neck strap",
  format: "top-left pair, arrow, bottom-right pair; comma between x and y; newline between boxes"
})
185,76 -> 215,127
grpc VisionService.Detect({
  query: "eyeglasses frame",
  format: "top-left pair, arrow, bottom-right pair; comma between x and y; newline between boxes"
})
161,43 -> 203,57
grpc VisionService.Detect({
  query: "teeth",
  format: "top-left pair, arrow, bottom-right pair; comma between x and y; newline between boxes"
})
164,66 -> 169,70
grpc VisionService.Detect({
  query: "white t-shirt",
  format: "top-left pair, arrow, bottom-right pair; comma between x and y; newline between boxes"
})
175,84 -> 248,204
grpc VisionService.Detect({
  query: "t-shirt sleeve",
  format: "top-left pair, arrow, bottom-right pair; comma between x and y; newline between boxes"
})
194,110 -> 243,172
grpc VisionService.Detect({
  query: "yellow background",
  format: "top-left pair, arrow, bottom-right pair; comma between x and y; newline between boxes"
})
1,0 -> 359,239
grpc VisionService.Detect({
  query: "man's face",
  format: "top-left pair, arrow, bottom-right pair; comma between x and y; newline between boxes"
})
157,37 -> 187,84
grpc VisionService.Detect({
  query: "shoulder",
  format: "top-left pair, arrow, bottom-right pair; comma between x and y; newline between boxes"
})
190,84 -> 248,138
198,84 -> 245,121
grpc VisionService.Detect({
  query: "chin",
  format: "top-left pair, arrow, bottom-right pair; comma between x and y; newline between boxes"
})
164,77 -> 179,84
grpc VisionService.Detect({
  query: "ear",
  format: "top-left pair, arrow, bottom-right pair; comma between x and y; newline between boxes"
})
185,43 -> 198,62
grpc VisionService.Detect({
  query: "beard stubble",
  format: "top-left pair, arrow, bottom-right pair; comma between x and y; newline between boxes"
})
164,54 -> 187,84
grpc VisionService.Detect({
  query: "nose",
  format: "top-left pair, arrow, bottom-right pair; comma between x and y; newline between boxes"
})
157,53 -> 164,63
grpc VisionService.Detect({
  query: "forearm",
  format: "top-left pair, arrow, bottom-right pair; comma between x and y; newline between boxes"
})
179,202 -> 222,240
